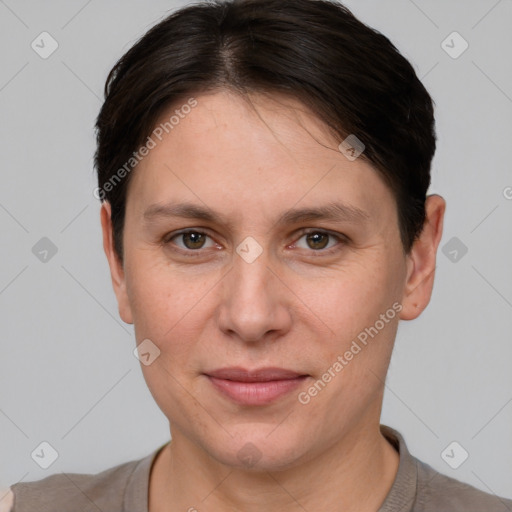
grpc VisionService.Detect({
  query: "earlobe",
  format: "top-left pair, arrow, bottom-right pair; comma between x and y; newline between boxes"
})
100,202 -> 134,325
400,194 -> 446,321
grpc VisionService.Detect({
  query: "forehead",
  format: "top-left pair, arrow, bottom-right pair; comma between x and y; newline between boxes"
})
125,90 -> 395,226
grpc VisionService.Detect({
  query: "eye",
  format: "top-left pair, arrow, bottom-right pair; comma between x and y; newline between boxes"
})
164,230 -> 217,254
292,229 -> 346,254
163,228 -> 347,258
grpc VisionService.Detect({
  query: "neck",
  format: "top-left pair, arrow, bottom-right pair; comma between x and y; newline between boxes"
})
149,421 -> 399,512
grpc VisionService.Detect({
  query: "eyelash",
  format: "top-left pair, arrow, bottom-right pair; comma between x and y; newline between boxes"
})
163,228 -> 347,258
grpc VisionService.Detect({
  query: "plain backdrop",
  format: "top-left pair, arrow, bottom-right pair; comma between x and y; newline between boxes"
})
1,0 -> 511,501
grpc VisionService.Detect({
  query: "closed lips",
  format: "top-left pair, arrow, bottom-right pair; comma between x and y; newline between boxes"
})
205,367 -> 308,382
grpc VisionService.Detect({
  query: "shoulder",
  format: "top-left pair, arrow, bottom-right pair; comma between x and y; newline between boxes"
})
0,488 -> 14,512
8,455 -> 147,512
379,425 -> 512,512
414,458 -> 512,511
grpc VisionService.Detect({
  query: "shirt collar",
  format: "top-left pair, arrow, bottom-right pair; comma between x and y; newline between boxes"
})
123,442 -> 168,512
377,424 -> 418,512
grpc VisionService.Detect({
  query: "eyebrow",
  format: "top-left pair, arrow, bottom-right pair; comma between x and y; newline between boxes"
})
143,201 -> 370,227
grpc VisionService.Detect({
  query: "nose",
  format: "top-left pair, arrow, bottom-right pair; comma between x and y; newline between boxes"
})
216,246 -> 293,344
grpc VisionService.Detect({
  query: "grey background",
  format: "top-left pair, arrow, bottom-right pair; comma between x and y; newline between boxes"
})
1,0 -> 511,502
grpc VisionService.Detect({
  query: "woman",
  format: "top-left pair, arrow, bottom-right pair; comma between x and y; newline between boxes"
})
4,0 -> 511,510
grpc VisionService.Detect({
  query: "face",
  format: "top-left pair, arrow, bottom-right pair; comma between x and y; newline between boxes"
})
102,90 -> 442,471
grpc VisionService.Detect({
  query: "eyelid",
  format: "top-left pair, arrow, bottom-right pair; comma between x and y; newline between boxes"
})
164,228 -> 211,243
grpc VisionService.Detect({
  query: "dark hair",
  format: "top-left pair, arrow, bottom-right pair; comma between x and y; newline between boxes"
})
95,0 -> 436,262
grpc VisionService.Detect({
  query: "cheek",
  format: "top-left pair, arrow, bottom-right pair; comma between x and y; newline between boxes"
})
129,265 -> 209,418
309,261 -> 400,336
298,256 -> 404,387
124,260 -> 206,366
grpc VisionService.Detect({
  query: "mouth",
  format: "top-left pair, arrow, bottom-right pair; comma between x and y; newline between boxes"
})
204,367 -> 309,405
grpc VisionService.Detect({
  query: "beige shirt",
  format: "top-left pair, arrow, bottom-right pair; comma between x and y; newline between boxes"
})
4,425 -> 512,511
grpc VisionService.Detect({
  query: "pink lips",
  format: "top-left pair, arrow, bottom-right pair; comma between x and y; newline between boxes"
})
205,367 -> 308,405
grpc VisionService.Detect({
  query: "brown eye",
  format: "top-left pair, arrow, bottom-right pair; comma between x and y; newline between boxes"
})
293,229 -> 346,254
180,231 -> 207,250
305,232 -> 330,250
165,230 -> 216,253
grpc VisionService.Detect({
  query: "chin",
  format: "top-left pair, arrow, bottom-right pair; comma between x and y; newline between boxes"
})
204,428 -> 309,472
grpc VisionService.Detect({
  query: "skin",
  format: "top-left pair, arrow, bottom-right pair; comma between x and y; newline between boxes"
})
101,89 -> 445,511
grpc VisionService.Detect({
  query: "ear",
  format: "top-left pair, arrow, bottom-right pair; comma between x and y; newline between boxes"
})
100,202 -> 134,324
400,194 -> 446,320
